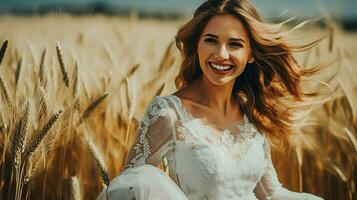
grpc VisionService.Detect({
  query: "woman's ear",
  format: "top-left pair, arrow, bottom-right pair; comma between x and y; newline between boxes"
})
248,57 -> 254,64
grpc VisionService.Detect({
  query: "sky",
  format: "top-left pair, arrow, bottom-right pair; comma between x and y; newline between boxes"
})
0,0 -> 356,19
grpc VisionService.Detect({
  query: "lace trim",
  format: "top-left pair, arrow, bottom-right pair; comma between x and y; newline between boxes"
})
128,97 -> 170,167
178,118 -> 264,176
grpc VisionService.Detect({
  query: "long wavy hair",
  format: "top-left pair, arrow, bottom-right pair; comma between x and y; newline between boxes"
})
175,0 -> 325,144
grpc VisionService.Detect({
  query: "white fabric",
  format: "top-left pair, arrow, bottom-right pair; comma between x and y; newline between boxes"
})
97,95 -> 324,200
96,164 -> 187,200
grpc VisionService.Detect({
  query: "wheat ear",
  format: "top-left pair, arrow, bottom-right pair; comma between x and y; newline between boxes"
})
36,87 -> 49,122
69,176 -> 81,200
123,78 -> 133,142
80,93 -> 109,122
0,74 -> 11,104
56,42 -> 69,87
127,64 -> 140,77
158,41 -> 175,72
23,110 -> 62,159
124,77 -> 130,108
39,47 -> 47,83
85,135 -> 109,186
13,101 -> 31,167
0,40 -> 8,66
155,83 -> 165,97
15,57 -> 23,87
72,61 -> 79,98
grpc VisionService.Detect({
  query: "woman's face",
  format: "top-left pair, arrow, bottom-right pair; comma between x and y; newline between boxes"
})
197,14 -> 254,86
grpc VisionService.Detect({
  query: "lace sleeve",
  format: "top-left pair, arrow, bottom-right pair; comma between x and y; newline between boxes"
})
124,96 -> 177,169
96,97 -> 186,200
254,136 -> 324,200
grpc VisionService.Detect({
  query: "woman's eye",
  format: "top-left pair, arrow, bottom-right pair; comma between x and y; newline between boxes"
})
204,38 -> 217,44
229,42 -> 243,48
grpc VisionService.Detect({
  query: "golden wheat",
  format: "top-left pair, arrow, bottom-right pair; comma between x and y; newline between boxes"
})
0,40 -> 8,66
85,134 -> 109,186
0,15 -> 355,200
56,42 -> 70,87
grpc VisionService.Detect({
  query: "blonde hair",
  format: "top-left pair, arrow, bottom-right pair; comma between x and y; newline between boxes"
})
175,0 -> 325,144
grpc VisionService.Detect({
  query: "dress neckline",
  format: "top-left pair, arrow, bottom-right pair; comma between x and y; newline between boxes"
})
167,94 -> 247,126
166,94 -> 257,146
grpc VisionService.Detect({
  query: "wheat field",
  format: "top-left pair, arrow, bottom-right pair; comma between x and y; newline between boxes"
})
0,14 -> 356,200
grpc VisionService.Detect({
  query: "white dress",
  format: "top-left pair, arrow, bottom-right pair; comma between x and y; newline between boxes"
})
97,95 -> 324,200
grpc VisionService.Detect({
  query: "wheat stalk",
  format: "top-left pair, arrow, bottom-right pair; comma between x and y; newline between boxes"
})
124,78 -> 135,118
0,40 -> 8,66
0,74 -> 11,105
118,64 -> 140,86
69,176 -> 81,200
124,78 -> 130,108
23,110 -> 63,159
12,101 -> 31,168
56,42 -> 69,87
124,78 -> 137,143
39,47 -> 47,84
72,61 -> 79,98
158,41 -> 175,72
36,87 -> 49,122
85,135 -> 109,186
80,93 -> 109,122
71,61 -> 80,111
23,159 -> 33,184
102,43 -> 115,67
0,107 -> 5,131
15,57 -> 23,87
123,78 -> 131,142
127,64 -> 140,77
81,79 -> 90,100
155,82 -> 165,97
101,76 -> 107,93
19,101 -> 31,153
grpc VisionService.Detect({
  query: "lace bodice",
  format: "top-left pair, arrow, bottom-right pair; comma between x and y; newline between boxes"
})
99,95 -> 323,200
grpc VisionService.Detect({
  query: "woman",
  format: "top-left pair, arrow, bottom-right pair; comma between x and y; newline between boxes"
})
98,0 -> 324,199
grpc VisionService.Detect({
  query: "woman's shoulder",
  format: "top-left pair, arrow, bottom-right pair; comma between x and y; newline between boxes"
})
149,95 -> 178,108
143,95 -> 181,119
150,85 -> 192,108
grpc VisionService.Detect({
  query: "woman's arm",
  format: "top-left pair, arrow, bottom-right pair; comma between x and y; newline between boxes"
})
97,96 -> 187,200
254,136 -> 324,200
124,96 -> 177,169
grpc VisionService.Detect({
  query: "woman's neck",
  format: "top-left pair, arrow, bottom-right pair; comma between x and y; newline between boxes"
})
191,76 -> 237,117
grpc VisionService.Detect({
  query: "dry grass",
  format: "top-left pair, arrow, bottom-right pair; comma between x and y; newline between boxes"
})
0,14 -> 355,200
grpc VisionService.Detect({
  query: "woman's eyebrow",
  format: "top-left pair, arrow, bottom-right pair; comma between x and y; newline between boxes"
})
203,33 -> 218,38
203,33 -> 245,43
229,38 -> 245,43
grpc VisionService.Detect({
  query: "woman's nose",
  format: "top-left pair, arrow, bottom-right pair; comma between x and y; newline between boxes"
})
215,45 -> 229,60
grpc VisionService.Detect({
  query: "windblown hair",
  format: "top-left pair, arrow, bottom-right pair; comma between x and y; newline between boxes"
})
175,0 -> 325,144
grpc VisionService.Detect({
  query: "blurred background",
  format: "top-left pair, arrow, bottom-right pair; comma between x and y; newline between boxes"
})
0,0 -> 356,200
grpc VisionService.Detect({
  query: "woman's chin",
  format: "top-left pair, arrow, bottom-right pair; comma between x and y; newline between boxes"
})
206,76 -> 236,86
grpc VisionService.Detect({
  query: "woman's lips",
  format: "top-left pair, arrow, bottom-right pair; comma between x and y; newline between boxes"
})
208,62 -> 234,75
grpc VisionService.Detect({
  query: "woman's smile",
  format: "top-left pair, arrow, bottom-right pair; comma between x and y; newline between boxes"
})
208,61 -> 235,75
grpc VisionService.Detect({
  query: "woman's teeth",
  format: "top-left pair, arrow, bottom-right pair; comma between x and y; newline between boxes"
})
209,62 -> 233,71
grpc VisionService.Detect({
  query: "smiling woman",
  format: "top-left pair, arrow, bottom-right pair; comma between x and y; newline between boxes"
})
97,0 -> 325,199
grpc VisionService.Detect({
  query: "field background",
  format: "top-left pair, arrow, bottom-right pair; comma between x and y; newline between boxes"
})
0,12 -> 356,200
